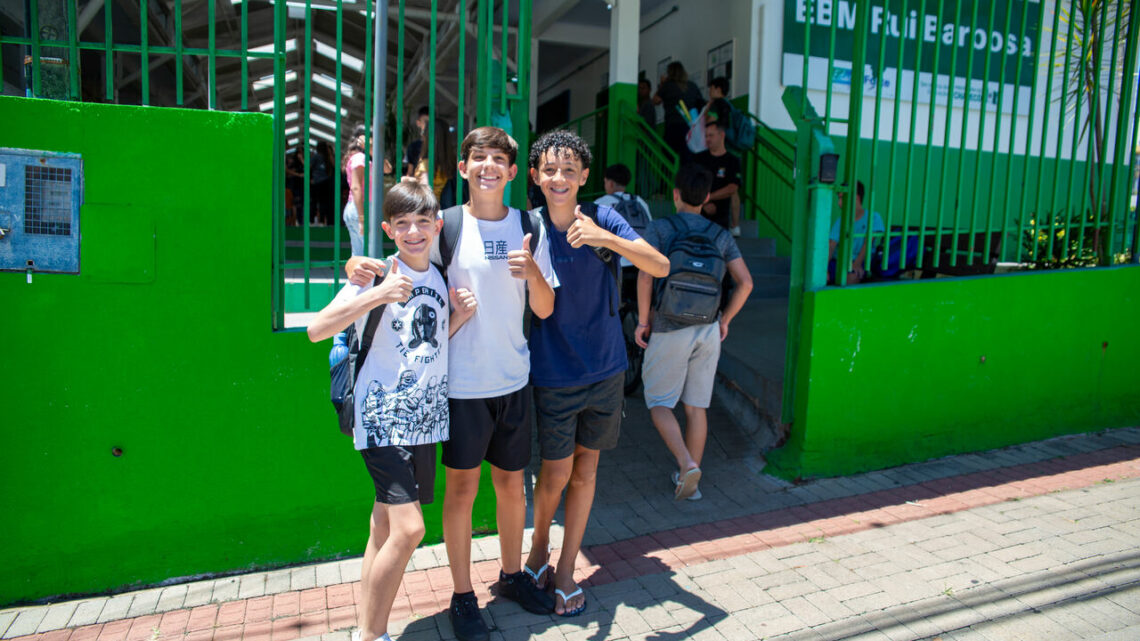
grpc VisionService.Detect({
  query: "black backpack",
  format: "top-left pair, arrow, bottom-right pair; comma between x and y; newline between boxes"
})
654,216 -> 728,326
330,258 -> 394,436
435,205 -> 540,273
610,193 -> 650,236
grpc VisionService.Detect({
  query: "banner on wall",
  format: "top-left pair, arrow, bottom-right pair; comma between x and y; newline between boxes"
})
781,0 -> 1043,115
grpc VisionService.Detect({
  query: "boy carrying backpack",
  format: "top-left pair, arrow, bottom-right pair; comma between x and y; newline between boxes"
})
634,163 -> 753,501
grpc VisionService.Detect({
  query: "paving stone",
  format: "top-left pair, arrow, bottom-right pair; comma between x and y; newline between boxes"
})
291,567 -> 318,591
36,601 -> 79,632
211,577 -> 240,603
97,594 -> 134,623
3,607 -> 46,639
126,588 -> 164,618
155,585 -> 188,612
182,581 -> 214,609
264,569 -> 293,595
66,599 -> 107,628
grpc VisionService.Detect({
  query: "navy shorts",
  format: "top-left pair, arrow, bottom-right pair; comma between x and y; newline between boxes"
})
361,443 -> 437,505
533,372 -> 624,460
441,387 -> 532,471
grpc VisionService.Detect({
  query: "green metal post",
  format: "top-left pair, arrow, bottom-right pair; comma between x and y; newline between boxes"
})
174,0 -> 183,104
334,0 -> 344,279
1108,0 -> 1140,259
141,0 -> 149,104
967,0 -> 999,265
933,0 -> 966,268
104,0 -> 113,100
241,0 -> 249,110
1030,0 -> 1065,263
273,0 -> 287,329
458,0 -> 467,204
950,0 -> 982,267
29,0 -> 42,97
303,0 -> 313,305
1009,0 -> 1040,263
838,0 -> 871,285
882,0 -> 910,273
67,0 -> 78,99
917,0 -> 947,269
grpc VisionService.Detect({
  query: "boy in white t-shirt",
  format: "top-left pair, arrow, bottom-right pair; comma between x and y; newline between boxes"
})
347,127 -> 560,641
308,180 -> 477,641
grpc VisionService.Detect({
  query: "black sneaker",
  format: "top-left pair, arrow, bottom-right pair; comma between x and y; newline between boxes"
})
496,570 -> 555,614
449,591 -> 489,641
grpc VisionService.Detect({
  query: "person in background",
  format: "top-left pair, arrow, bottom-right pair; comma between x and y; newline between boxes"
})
654,61 -> 705,164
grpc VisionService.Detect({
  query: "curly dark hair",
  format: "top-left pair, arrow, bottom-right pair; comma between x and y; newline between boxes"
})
528,129 -> 593,170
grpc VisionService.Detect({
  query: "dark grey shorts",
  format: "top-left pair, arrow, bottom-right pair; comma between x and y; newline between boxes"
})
533,372 -> 624,461
360,443 -> 437,505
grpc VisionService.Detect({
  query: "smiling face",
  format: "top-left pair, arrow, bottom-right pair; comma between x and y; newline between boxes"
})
459,145 -> 518,196
382,209 -> 442,266
530,148 -> 589,210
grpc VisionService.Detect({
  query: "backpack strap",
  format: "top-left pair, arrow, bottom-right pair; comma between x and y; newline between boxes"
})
520,206 -> 541,253
578,202 -> 622,317
436,205 -> 465,272
354,257 -> 395,379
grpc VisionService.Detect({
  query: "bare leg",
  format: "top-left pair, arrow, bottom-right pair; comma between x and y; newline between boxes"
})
526,456 -> 573,585
681,404 -> 709,467
359,502 -> 424,641
649,405 -> 698,475
442,466 -> 482,593
552,446 -> 599,614
490,466 -> 525,575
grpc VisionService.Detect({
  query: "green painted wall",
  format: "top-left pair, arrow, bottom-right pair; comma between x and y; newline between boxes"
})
0,97 -> 494,606
767,266 -> 1140,480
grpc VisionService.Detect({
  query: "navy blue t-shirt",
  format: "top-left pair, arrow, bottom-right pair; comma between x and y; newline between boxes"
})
529,205 -> 640,388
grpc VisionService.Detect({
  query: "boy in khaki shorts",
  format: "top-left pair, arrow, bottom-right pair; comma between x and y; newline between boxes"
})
634,163 -> 753,501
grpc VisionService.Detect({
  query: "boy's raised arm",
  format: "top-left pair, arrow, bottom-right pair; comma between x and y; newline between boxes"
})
566,209 -> 670,277
508,232 -> 556,318
307,262 -> 413,342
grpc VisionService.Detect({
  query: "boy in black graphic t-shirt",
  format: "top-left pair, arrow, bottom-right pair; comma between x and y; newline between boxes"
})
307,180 -> 477,641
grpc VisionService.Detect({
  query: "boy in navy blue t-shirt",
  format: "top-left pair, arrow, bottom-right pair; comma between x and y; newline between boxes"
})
525,130 -> 669,616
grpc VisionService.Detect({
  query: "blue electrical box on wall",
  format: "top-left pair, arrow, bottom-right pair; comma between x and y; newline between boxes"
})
0,148 -> 84,274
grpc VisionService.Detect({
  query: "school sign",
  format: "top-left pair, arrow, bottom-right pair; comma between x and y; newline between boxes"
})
782,0 -> 1043,115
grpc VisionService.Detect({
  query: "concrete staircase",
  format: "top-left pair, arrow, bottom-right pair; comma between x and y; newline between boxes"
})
713,235 -> 790,452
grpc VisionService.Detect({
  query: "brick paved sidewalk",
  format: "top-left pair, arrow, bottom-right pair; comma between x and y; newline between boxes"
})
4,427 -> 1139,641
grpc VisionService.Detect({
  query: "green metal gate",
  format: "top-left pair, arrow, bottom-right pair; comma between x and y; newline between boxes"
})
1,0 -> 533,329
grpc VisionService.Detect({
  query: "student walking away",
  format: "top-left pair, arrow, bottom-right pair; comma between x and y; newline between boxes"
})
635,163 -> 753,501
307,179 -> 477,641
692,115 -> 741,231
413,117 -> 459,209
654,61 -> 705,164
346,127 -> 559,641
594,163 -> 653,269
526,131 -> 669,617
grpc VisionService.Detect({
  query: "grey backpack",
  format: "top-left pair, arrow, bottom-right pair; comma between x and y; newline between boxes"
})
654,216 -> 727,326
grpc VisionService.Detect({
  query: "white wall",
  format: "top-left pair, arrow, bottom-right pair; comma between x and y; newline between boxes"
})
537,0 -> 755,120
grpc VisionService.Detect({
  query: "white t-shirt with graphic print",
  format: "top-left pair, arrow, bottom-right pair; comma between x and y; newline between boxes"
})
330,256 -> 450,450
431,207 -> 559,399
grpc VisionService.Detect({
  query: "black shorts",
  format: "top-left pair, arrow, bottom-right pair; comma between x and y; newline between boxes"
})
534,372 -> 624,460
361,443 -> 437,505
441,387 -> 532,472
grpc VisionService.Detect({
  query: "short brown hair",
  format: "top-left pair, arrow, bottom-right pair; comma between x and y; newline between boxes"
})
382,178 -> 439,223
460,126 -> 518,165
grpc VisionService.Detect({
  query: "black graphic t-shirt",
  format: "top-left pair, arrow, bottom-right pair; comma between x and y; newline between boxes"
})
330,257 -> 449,450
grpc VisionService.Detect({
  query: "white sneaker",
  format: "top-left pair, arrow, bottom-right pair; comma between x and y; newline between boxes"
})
730,226 -> 741,237
671,472 -> 703,501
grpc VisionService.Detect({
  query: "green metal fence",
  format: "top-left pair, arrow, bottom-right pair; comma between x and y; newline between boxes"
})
789,0 -> 1140,287
2,0 -> 532,328
738,113 -> 797,248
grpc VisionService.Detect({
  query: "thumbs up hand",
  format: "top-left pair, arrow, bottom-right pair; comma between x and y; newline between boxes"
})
507,232 -> 539,281
374,259 -> 414,305
566,205 -> 608,249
